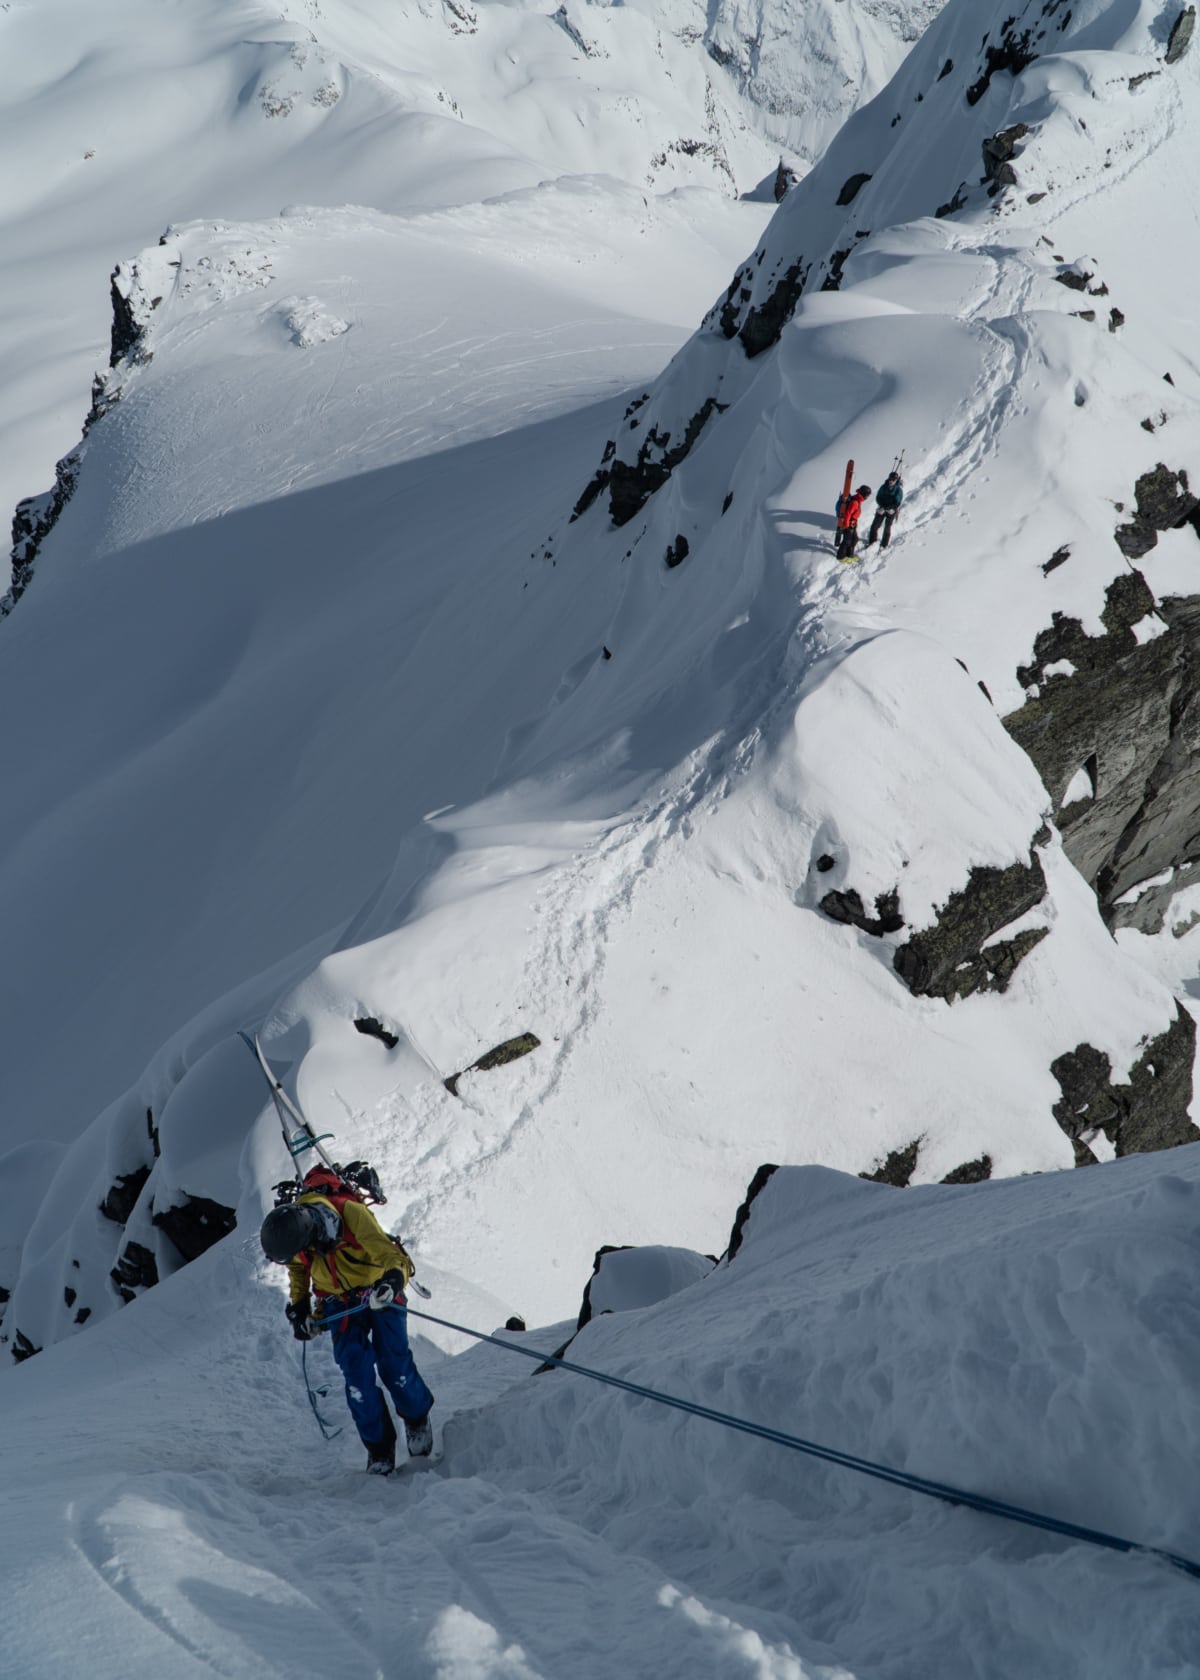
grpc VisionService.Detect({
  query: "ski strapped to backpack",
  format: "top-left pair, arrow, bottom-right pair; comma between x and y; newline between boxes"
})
239,1028 -> 432,1296
834,456 -> 855,539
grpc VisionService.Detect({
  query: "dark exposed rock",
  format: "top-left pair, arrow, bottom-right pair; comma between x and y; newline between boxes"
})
773,160 -> 797,201
63,1287 -> 76,1308
12,1328 -> 41,1363
355,1016 -> 400,1049
893,851 -> 1049,1002
1109,307 -> 1125,333
982,123 -> 1030,187
147,1106 -> 161,1159
941,1154 -> 993,1184
0,1284 -> 9,1305
820,887 -> 905,937
935,184 -> 968,219
739,260 -> 807,359
966,22 -> 1038,106
152,1195 -> 237,1264
99,1164 -> 152,1225
444,1031 -> 541,1095
1043,545 -> 1071,575
109,273 -> 143,366
815,854 -> 835,873
577,1244 -> 634,1329
836,172 -> 872,206
821,250 -> 851,292
564,436 -> 611,520
1005,570 -> 1200,930
1051,1005 -> 1198,1160
722,492 -> 733,514
1113,463 -> 1197,558
111,1240 -> 159,1302
602,645 -> 612,660
74,1307 -> 92,1325
724,1163 -> 779,1261
860,1140 -> 920,1187
608,396 -> 727,526
1166,6 -> 1195,63
938,57 -> 954,79
665,534 -> 689,570
504,1316 -> 526,1333
1071,309 -> 1097,323
1054,268 -> 1093,292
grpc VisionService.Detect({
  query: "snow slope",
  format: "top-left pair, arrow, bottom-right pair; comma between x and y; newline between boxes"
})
5,0 -> 1200,1359
0,0 -> 938,529
4,1149 -> 1200,1678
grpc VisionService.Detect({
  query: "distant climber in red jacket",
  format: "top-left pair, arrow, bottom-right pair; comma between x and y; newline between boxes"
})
836,484 -> 872,561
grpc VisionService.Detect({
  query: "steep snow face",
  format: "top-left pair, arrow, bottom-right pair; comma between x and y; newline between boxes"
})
5,0 -> 1200,1363
0,0 -> 938,529
4,1147 -> 1200,1679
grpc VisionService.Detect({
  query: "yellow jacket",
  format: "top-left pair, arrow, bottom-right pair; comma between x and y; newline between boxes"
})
287,1193 -> 414,1306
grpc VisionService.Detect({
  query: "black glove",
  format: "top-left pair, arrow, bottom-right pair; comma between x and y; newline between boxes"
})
368,1269 -> 410,1311
286,1300 -> 316,1341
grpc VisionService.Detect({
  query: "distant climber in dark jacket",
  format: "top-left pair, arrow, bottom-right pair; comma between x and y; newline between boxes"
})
864,471 -> 903,548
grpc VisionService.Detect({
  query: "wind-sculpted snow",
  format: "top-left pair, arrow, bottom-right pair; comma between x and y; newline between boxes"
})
4,1150 -> 1200,1678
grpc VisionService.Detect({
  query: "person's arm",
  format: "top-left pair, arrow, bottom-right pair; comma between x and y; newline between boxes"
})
287,1254 -> 311,1306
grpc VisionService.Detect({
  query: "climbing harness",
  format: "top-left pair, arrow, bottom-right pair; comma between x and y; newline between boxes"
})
301,1297 -> 1200,1582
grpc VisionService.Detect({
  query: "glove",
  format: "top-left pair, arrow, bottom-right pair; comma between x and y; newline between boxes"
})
368,1268 -> 409,1310
286,1300 -> 317,1341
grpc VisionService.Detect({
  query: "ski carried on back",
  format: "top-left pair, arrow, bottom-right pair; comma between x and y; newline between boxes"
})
238,1028 -> 339,1175
834,458 -> 854,553
239,1028 -> 432,1297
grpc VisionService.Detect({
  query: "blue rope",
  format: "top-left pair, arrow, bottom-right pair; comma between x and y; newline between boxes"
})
300,1335 -> 342,1439
384,1301 -> 1200,1583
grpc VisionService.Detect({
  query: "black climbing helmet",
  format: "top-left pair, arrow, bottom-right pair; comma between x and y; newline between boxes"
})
260,1202 -> 321,1263
857,484 -> 872,497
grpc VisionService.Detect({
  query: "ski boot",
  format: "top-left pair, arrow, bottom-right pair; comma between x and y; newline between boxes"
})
405,1412 -> 434,1458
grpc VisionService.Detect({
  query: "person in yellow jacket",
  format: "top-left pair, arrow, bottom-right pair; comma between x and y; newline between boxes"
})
261,1172 -> 434,1474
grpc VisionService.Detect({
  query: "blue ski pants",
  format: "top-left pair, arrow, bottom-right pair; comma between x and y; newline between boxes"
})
327,1301 -> 434,1449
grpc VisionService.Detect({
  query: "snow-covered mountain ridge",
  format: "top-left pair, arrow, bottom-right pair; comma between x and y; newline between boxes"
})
5,0 -> 1200,1359
0,0 -> 938,535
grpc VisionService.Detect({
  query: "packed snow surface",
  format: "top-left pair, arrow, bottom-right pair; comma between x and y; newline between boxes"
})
6,1155 -> 1200,1678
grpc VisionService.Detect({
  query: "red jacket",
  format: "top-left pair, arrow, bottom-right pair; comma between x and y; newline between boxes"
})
839,491 -> 866,528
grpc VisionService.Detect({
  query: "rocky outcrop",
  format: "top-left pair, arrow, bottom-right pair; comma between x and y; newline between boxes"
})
982,123 -> 1030,188
443,1031 -> 541,1096
724,1163 -> 779,1261
99,1165 -> 152,1225
820,887 -> 904,937
1051,1005 -> 1198,1161
1005,566 -> 1200,931
892,847 -> 1049,1002
111,1240 -> 159,1303
1166,6 -> 1195,64
1113,464 -> 1197,560
152,1195 -> 237,1264
5,246 -> 170,613
860,1141 -> 920,1187
608,397 -> 727,527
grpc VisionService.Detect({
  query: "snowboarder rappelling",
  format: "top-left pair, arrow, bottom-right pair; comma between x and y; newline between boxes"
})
260,1166 -> 435,1474
835,483 -> 872,561
863,468 -> 904,549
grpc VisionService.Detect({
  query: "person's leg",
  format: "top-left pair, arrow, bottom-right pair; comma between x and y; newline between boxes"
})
881,511 -> 896,547
865,510 -> 883,546
329,1313 -> 394,1453
371,1308 -> 435,1427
